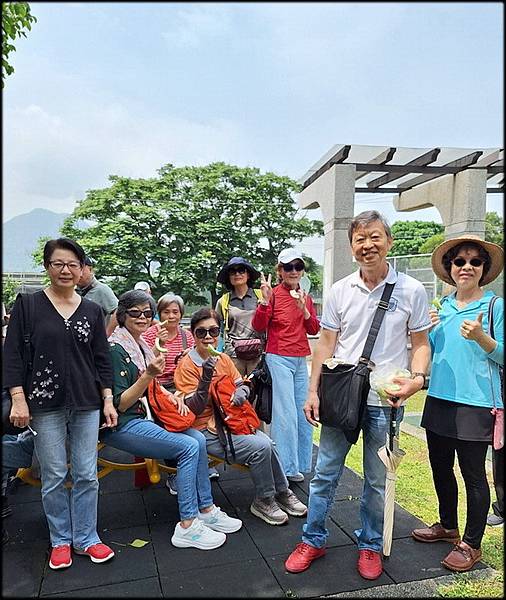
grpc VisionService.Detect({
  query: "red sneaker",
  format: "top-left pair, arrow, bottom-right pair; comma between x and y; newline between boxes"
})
74,543 -> 115,564
285,542 -> 326,573
49,545 -> 72,570
357,549 -> 382,580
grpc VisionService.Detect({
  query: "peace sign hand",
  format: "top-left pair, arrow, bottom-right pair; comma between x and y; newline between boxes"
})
259,272 -> 273,303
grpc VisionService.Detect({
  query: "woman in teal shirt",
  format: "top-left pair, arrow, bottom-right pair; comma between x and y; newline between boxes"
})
412,235 -> 503,573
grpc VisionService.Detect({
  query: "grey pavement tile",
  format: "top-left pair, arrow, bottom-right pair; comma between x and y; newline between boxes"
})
268,545 -> 395,597
2,539 -> 48,597
97,489 -> 147,531
150,523 -> 261,573
140,486 -> 182,526
3,499 -> 49,542
7,478 -> 43,504
159,559 -> 285,598
39,525 -> 157,597
40,577 -> 162,597
382,537 -> 489,583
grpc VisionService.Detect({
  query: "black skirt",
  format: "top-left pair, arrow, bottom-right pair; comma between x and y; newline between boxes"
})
421,395 -> 493,443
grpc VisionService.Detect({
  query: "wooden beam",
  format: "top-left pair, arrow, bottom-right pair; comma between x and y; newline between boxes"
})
367,148 -> 441,189
397,151 -> 483,191
355,147 -> 396,181
301,145 -> 351,190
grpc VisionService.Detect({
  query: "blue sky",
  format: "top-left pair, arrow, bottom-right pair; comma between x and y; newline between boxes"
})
3,2 -> 503,262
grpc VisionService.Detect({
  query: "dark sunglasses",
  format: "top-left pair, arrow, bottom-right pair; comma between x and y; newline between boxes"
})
452,257 -> 485,268
282,261 -> 304,272
229,266 -> 247,275
126,309 -> 154,319
194,326 -> 221,339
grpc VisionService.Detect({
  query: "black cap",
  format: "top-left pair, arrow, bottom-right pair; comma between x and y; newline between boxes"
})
217,257 -> 260,285
83,256 -> 95,267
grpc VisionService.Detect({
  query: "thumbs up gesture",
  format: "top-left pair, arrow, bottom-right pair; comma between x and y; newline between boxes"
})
460,312 -> 484,341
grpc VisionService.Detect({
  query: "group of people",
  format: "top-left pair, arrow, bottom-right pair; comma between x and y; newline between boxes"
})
2,209 -> 503,581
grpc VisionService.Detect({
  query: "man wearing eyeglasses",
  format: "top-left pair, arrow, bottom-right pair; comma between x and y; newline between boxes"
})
77,256 -> 118,337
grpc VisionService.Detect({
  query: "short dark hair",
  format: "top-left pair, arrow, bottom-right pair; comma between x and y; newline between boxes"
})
442,242 -> 491,286
43,238 -> 86,268
190,307 -> 219,333
116,290 -> 156,327
348,210 -> 392,244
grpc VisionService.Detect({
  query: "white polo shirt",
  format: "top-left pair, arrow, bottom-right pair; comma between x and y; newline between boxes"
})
321,264 -> 431,406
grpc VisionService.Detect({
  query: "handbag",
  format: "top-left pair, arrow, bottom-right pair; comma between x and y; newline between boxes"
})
487,295 -> 503,450
318,282 -> 395,444
3,293 -> 34,436
146,378 -> 196,432
232,338 -> 264,361
248,353 -> 273,423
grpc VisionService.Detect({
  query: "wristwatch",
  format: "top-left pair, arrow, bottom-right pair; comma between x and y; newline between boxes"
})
411,372 -> 426,389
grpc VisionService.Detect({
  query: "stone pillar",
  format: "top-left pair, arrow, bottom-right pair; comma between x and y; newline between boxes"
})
393,169 -> 487,239
298,164 -> 356,299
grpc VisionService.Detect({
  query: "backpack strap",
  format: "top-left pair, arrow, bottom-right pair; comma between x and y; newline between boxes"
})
488,295 -> 498,340
179,327 -> 188,351
221,293 -> 231,332
253,289 -> 263,301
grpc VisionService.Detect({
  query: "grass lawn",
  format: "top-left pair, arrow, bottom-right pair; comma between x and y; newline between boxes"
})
311,399 -> 504,597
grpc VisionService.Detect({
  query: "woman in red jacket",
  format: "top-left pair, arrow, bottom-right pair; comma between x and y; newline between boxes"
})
252,249 -> 320,482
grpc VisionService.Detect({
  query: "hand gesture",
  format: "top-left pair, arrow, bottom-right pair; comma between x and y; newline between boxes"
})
303,389 -> 320,427
428,308 -> 440,329
10,396 -> 31,429
169,391 -> 190,416
102,403 -> 118,428
460,312 -> 484,341
259,272 -> 273,303
146,354 -> 165,378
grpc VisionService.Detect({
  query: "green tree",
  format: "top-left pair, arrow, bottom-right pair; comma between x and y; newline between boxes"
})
2,2 -> 37,87
1,275 -> 22,310
390,221 -> 444,256
485,211 -> 504,247
301,254 -> 323,295
419,232 -> 445,254
35,163 -> 322,307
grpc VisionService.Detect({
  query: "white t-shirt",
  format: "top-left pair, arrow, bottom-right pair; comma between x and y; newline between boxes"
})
321,264 -> 431,406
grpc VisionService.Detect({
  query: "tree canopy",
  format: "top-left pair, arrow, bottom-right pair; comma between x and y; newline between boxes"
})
2,2 -> 37,87
389,220 -> 444,256
485,211 -> 504,247
48,162 -> 322,306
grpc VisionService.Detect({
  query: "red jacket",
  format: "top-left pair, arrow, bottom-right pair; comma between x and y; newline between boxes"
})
251,284 -> 320,357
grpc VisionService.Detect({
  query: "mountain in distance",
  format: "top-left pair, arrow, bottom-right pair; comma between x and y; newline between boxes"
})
3,209 -> 70,272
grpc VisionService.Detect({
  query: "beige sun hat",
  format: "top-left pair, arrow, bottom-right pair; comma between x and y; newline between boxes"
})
431,234 -> 504,286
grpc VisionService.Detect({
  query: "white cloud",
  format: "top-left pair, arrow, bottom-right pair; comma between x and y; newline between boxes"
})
161,4 -> 233,48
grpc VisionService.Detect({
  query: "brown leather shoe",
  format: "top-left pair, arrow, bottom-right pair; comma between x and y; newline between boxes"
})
441,541 -> 482,572
412,522 -> 460,543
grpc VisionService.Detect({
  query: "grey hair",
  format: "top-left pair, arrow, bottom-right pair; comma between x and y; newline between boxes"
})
157,292 -> 185,318
116,290 -> 156,327
348,210 -> 392,244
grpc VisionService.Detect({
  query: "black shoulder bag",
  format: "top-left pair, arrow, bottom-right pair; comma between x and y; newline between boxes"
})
318,282 -> 395,444
2,293 -> 35,435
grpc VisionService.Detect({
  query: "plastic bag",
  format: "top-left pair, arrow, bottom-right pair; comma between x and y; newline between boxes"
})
370,365 -> 411,400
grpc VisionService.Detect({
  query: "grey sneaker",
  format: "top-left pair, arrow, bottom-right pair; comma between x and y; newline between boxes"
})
250,496 -> 289,525
287,472 -> 305,482
275,489 -> 307,517
487,513 -> 504,527
166,474 -> 177,495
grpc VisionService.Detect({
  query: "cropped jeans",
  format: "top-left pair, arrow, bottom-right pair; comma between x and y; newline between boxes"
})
266,353 -> 313,477
30,408 -> 101,550
302,405 -> 404,552
102,419 -> 213,521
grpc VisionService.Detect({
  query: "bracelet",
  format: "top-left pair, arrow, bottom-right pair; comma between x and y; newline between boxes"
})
11,391 -> 25,397
102,395 -> 114,401
411,372 -> 426,388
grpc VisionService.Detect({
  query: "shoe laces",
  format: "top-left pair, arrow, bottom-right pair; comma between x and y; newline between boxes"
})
295,543 -> 314,556
362,550 -> 377,561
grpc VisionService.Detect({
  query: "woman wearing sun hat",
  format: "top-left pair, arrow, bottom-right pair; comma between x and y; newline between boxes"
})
412,234 -> 504,572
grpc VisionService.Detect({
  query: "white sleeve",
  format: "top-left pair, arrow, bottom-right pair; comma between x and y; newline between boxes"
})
320,285 -> 341,332
408,283 -> 432,332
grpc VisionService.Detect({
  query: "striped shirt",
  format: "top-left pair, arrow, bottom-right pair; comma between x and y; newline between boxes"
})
142,325 -> 194,385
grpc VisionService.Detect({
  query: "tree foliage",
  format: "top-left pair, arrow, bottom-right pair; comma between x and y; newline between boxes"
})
390,221 -> 444,256
2,2 -> 37,87
42,163 -> 322,306
418,233 -> 445,254
485,211 -> 504,247
1,275 -> 22,310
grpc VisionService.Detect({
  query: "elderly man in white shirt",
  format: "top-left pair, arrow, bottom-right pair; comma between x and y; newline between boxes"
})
285,210 -> 431,580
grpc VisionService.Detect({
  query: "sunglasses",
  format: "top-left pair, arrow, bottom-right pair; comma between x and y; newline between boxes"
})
282,262 -> 304,272
126,309 -> 154,319
451,257 -> 485,268
194,326 -> 220,339
229,266 -> 247,275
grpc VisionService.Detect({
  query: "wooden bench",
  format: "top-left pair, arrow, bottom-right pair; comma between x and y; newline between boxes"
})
15,443 -> 249,487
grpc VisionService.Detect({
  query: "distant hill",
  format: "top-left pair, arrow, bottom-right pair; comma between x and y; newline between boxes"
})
3,209 -> 70,272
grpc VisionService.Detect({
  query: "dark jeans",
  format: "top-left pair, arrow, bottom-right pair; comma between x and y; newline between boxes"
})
426,429 -> 490,549
492,446 -> 504,517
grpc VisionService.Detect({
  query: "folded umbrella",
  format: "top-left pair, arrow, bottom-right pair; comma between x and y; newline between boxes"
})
377,406 -> 405,558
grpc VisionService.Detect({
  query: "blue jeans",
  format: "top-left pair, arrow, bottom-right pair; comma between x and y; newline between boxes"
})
102,419 -> 213,520
2,432 -> 36,493
266,353 -> 313,477
302,405 -> 404,552
30,409 -> 101,549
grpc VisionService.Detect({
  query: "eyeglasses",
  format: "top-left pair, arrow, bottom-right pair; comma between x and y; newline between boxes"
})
194,326 -> 220,339
125,309 -> 154,319
48,261 -> 82,271
452,257 -> 485,268
229,266 -> 247,275
282,262 -> 304,272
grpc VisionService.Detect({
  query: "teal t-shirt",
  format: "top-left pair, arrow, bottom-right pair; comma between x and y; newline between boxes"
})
428,291 -> 503,408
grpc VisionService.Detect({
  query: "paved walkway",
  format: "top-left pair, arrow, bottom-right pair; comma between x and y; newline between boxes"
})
2,445 -> 491,598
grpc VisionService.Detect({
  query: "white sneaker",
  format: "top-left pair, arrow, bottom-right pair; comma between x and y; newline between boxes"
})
166,474 -> 178,495
198,505 -> 242,533
171,518 -> 226,550
287,472 -> 305,482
